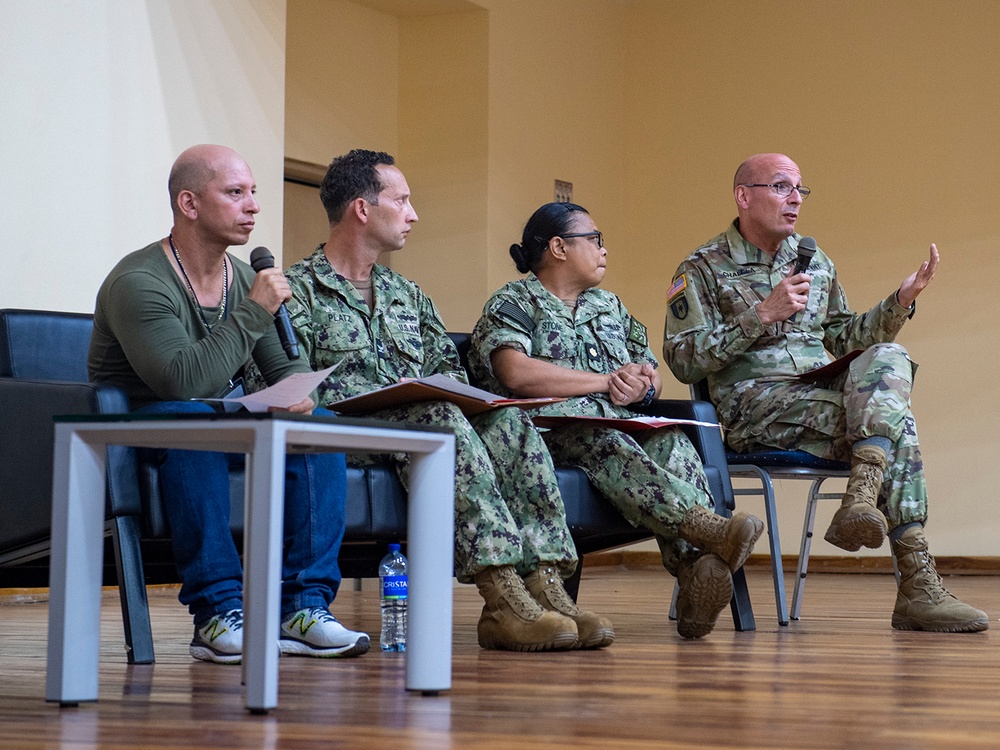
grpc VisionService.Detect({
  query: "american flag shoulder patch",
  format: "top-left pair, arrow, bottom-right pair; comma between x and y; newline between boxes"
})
495,299 -> 535,332
667,274 -> 687,301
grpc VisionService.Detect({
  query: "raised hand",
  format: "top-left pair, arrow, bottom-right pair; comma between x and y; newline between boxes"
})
897,243 -> 939,309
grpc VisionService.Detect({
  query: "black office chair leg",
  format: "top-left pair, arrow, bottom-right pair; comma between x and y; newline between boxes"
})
109,516 -> 155,664
729,567 -> 756,631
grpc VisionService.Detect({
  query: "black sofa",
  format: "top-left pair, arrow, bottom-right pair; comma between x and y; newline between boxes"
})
0,308 -> 754,663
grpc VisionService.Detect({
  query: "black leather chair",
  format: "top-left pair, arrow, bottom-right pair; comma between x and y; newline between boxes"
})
691,379 -> 849,624
0,308 -> 756,666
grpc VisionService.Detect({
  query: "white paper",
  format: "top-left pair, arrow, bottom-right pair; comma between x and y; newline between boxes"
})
531,414 -> 723,432
202,364 -> 339,413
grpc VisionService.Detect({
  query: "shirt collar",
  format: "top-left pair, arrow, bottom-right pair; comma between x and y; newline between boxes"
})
524,273 -> 602,320
726,219 -> 801,269
309,244 -> 393,313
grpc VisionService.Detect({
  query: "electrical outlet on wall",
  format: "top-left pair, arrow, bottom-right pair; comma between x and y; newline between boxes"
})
554,179 -> 573,203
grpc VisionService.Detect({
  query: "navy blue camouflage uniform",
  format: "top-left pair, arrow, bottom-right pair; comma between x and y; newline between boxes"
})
470,274 -> 716,574
286,246 -> 577,583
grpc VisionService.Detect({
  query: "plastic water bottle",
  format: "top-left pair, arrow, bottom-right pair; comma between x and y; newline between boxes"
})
379,543 -> 408,652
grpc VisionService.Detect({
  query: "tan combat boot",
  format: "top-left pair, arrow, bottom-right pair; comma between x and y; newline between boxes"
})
474,566 -> 579,651
523,564 -> 615,649
890,525 -> 989,632
824,444 -> 889,551
679,506 -> 764,572
674,553 -> 733,639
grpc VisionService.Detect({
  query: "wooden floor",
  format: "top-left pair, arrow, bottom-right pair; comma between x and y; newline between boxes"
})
1,566 -> 998,750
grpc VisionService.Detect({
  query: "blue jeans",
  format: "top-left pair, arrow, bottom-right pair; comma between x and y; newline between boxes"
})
136,402 -> 347,626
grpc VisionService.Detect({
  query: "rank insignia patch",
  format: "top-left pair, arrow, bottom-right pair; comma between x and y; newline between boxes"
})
670,296 -> 689,320
627,317 -> 648,347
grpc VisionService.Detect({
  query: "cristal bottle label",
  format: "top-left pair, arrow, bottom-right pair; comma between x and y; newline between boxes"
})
381,575 -> 408,600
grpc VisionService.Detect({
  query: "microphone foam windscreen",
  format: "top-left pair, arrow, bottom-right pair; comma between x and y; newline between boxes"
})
250,246 -> 274,272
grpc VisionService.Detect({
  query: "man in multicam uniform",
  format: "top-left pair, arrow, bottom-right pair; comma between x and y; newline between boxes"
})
470,201 -> 763,639
663,152 -> 987,632
286,150 -> 614,652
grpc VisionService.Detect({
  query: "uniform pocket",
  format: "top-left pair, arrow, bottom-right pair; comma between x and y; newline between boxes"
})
591,315 -> 630,370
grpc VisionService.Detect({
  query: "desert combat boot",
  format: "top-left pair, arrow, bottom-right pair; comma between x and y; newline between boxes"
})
523,564 -> 615,649
824,444 -> 889,551
890,525 -> 989,633
474,565 -> 579,651
674,553 -> 733,639
679,505 -> 764,572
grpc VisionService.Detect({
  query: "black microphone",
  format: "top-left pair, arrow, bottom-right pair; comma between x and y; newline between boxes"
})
783,237 -> 817,332
249,246 -> 299,360
792,236 -> 817,275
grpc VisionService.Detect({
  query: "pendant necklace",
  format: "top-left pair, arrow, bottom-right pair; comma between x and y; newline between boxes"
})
168,234 -> 228,331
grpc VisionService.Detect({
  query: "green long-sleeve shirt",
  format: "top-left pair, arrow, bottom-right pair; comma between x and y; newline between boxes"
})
89,241 -> 310,408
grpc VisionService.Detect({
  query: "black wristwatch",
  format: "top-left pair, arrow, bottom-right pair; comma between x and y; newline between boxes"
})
639,384 -> 657,407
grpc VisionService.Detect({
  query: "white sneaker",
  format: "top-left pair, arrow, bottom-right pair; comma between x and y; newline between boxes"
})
279,607 -> 370,658
190,609 -> 243,664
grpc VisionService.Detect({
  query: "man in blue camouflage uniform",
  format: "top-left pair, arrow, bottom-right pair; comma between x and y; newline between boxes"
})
286,150 -> 614,651
663,153 -> 987,632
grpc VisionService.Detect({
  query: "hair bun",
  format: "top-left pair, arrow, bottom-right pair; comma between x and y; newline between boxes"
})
508,243 -> 529,274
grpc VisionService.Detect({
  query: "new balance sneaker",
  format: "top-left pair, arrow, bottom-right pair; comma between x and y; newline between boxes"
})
190,609 -> 243,664
279,607 -> 370,658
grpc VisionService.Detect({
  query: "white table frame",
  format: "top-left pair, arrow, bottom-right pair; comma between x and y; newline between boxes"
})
45,415 -> 455,712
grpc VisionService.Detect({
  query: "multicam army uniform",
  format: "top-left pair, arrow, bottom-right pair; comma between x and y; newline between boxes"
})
469,274 -> 716,574
285,246 -> 576,583
663,221 -> 926,527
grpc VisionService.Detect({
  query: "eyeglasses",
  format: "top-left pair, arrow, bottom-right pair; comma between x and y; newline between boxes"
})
559,231 -> 604,248
739,182 -> 812,200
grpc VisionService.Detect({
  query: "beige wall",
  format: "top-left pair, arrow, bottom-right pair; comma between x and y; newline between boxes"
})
0,0 -> 287,311
285,0 -> 491,325
285,0 -> 399,165
481,1 -> 630,326
283,0 -> 402,268
285,0 -> 628,330
392,9 -> 490,326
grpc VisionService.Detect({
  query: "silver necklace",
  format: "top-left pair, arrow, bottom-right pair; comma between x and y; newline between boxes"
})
168,234 -> 228,331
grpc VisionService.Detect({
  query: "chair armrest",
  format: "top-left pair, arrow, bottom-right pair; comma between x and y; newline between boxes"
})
635,398 -> 736,513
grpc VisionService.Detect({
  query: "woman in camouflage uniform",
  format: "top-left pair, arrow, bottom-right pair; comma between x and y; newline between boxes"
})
469,202 -> 763,639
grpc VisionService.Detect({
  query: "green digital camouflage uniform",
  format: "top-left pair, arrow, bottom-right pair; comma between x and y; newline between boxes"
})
285,246 -> 576,583
663,221 -> 926,528
469,274 -> 716,574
